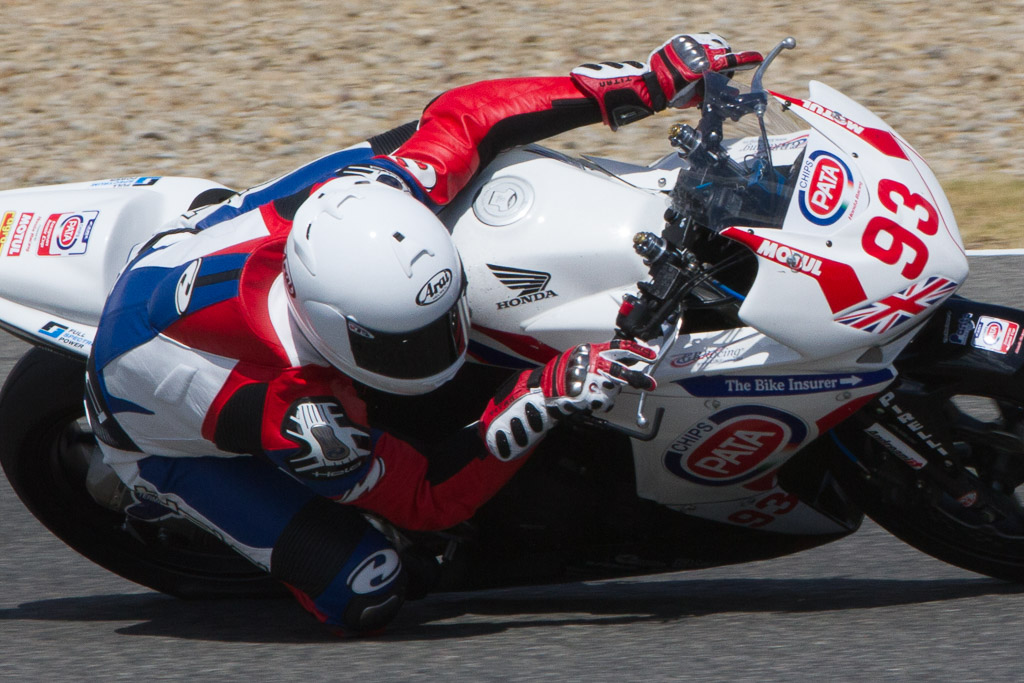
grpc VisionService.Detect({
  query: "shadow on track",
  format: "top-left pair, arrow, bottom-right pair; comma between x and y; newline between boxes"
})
1,576 -> 1020,643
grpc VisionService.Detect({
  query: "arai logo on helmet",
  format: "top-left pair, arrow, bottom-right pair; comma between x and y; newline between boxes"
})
798,150 -> 852,226
416,268 -> 453,306
663,406 -> 808,486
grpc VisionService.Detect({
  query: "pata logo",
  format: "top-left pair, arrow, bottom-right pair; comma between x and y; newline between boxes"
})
664,406 -> 807,487
57,215 -> 83,249
797,150 -> 852,226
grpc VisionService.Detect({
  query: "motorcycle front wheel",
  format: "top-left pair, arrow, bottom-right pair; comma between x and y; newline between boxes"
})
831,381 -> 1024,582
0,346 -> 284,599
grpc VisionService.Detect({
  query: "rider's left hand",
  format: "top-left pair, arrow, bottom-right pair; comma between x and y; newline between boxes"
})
480,340 -> 657,462
541,340 -> 658,417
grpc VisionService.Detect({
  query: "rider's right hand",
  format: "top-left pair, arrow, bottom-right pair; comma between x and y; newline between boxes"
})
570,33 -> 762,129
479,340 -> 657,461
647,33 -> 764,109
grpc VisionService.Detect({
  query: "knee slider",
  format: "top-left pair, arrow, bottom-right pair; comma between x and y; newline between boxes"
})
271,496 -> 407,633
340,534 -> 408,632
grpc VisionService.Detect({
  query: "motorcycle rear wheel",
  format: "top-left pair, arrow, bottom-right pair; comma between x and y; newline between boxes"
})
0,346 -> 283,599
832,382 -> 1024,582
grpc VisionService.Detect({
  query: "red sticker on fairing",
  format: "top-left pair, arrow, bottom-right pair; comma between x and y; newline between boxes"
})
772,92 -> 908,160
722,228 -> 868,313
663,406 -> 808,487
37,211 -> 98,256
0,212 -> 13,253
5,212 -> 35,257
973,316 -> 1020,355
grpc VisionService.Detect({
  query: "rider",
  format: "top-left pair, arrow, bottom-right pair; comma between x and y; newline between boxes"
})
86,34 -> 761,635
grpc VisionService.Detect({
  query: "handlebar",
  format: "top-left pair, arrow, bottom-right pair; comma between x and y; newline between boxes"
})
603,37 -> 800,439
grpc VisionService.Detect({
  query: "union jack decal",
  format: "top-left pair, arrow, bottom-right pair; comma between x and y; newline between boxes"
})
835,276 -> 958,334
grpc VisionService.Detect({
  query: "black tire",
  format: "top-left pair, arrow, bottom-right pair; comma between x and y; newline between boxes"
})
831,381 -> 1024,582
0,346 -> 284,599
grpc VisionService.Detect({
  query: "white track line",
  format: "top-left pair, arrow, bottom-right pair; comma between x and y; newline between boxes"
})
967,248 -> 1024,256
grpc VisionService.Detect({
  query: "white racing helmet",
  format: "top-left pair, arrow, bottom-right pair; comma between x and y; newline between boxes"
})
284,177 -> 469,395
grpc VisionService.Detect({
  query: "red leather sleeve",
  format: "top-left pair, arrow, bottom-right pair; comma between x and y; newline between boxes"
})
381,77 -> 602,204
346,432 -> 528,531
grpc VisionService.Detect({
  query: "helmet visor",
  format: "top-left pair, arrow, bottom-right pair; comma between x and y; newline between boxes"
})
346,296 -> 468,381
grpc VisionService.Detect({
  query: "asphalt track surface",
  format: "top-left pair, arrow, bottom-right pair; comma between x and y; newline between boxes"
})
1,253 -> 1022,682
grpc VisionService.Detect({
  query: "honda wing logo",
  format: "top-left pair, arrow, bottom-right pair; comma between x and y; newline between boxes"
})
487,264 -> 558,310
487,264 -> 550,294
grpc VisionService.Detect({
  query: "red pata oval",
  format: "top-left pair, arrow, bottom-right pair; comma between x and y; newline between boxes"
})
58,216 -> 82,249
684,417 -> 786,480
807,157 -> 845,217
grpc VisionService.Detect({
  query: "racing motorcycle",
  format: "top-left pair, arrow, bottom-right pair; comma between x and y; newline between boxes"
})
2,38 -> 1023,600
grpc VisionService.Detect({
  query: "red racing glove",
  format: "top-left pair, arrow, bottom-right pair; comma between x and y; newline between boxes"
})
571,33 -> 763,129
480,340 -> 657,461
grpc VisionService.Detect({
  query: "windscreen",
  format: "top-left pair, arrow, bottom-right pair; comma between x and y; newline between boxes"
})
671,71 -> 812,232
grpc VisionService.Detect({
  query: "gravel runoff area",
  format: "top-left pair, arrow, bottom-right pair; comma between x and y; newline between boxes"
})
0,1 -> 1022,201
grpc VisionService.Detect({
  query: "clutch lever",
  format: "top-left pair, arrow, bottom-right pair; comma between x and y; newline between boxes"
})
634,317 -> 680,428
578,406 -> 666,442
573,317 -> 678,442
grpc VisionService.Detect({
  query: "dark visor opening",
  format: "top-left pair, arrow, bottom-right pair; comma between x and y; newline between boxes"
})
347,300 -> 467,380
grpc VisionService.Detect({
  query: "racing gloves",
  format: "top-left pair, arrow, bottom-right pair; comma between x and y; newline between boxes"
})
480,340 -> 657,461
570,33 -> 764,129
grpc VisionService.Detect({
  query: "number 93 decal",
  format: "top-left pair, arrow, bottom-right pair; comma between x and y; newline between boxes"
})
862,178 -> 940,280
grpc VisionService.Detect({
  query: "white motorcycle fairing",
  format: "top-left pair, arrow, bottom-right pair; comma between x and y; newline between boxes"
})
0,176 -> 229,355
445,80 -> 967,534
